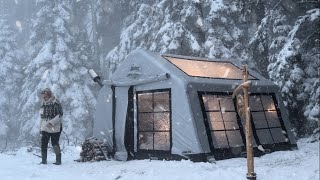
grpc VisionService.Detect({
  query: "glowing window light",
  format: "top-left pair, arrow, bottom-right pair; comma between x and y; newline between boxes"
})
137,90 -> 171,151
164,56 -> 257,80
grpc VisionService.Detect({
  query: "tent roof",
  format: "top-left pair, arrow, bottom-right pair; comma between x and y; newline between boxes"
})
111,49 -> 276,88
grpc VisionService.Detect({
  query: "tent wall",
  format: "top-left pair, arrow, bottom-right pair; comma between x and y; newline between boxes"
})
125,86 -> 135,159
274,93 -> 297,148
93,85 -> 114,152
114,86 -> 130,160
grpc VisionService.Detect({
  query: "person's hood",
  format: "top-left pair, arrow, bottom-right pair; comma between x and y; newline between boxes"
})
42,95 -> 56,105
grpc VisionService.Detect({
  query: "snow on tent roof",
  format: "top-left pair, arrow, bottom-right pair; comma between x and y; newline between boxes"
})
163,56 -> 257,80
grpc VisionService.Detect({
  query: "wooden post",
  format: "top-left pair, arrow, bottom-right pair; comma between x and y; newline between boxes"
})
232,65 -> 256,179
242,66 -> 256,180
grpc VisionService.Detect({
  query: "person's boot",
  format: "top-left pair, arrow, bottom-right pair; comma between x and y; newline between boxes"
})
53,153 -> 61,165
40,151 -> 47,164
53,145 -> 61,165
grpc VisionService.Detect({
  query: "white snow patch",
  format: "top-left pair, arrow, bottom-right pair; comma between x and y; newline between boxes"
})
210,0 -> 224,13
309,104 -> 319,118
308,8 -> 320,21
196,17 -> 203,27
15,21 -> 22,31
0,138 -> 318,180
168,40 -> 179,50
41,70 -> 49,80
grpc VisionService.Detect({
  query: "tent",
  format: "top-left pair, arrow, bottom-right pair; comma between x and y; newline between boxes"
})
92,49 -> 297,162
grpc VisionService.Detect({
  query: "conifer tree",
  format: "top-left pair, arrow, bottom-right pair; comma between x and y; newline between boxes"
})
0,17 -> 23,140
105,0 -> 203,77
19,0 -> 96,143
202,0 -> 258,69
268,9 -> 320,135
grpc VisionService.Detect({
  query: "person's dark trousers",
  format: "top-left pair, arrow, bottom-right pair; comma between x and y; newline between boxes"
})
40,126 -> 62,165
40,131 -> 49,164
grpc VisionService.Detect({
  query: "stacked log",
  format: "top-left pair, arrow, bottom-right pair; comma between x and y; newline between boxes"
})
76,137 -> 111,162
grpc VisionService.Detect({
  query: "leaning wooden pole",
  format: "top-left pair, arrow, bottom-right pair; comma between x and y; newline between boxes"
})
242,65 -> 256,180
232,65 -> 256,179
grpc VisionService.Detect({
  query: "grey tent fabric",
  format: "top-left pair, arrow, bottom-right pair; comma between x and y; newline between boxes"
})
93,85 -> 113,151
92,49 -> 297,162
114,86 -> 129,161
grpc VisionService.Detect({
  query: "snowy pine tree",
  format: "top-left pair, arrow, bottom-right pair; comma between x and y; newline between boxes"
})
202,0 -> 257,69
104,0 -> 258,73
72,0 -> 95,69
104,0 -> 204,78
18,0 -> 97,143
268,8 -> 320,135
0,16 -> 23,140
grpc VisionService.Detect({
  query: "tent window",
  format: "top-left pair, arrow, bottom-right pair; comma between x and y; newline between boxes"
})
138,113 -> 153,131
137,90 -> 171,151
256,129 -> 274,144
138,132 -> 153,149
250,95 -> 287,143
265,111 -> 281,127
226,131 -> 243,147
164,56 -> 257,80
202,95 -> 244,149
252,112 -> 269,128
200,93 -> 289,151
138,93 -> 153,112
212,131 -> 229,148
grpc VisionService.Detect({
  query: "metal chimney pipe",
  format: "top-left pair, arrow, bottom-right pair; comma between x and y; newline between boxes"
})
88,69 -> 104,87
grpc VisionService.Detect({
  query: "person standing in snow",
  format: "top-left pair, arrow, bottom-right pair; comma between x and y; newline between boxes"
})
39,88 -> 63,165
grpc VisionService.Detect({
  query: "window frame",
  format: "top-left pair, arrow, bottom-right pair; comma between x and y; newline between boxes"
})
199,92 -> 245,151
249,93 -> 289,145
198,92 -> 291,158
136,89 -> 172,153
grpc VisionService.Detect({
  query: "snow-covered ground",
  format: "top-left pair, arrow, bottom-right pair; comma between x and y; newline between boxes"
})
0,138 -> 318,180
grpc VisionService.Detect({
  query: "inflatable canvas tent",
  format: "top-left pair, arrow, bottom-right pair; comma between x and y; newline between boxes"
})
92,49 -> 297,162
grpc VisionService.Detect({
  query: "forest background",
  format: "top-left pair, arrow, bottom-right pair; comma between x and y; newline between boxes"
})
0,0 -> 319,149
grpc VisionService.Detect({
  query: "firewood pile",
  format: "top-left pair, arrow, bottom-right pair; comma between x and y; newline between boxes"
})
75,137 -> 111,162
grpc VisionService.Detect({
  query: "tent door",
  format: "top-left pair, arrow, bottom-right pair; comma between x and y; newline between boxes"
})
125,86 -> 134,159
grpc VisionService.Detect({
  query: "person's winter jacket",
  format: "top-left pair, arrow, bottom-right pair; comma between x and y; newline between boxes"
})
40,96 -> 63,133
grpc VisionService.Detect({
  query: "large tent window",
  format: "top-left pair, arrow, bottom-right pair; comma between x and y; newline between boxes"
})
250,95 -> 287,144
202,95 -> 244,148
164,56 -> 257,80
200,93 -> 289,151
137,90 -> 171,151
